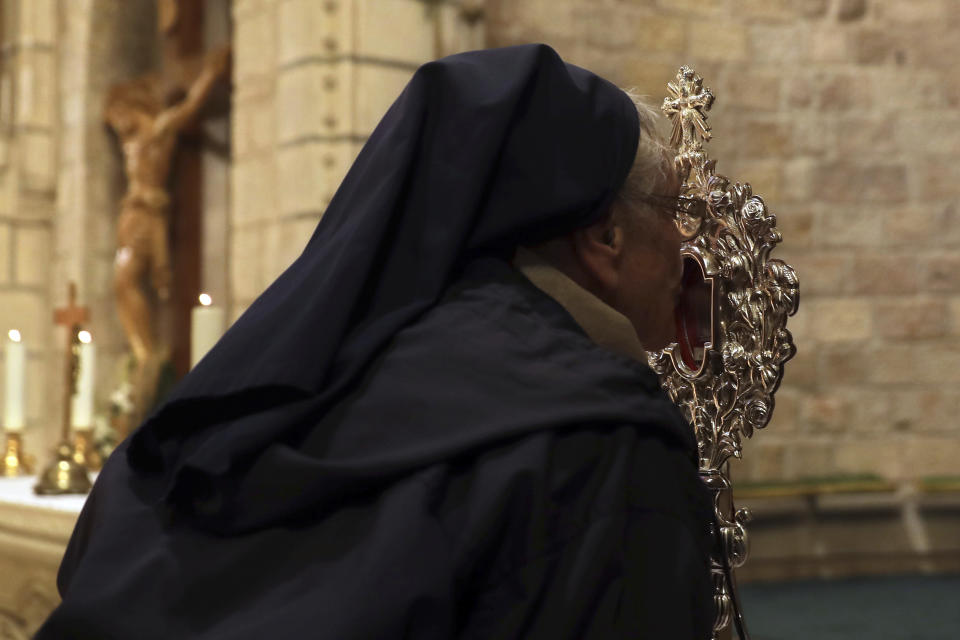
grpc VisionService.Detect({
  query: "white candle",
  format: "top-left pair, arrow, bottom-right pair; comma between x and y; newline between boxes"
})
191,293 -> 225,368
70,330 -> 96,431
4,330 -> 26,432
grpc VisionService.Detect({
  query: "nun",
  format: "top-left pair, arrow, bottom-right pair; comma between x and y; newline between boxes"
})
39,44 -> 713,639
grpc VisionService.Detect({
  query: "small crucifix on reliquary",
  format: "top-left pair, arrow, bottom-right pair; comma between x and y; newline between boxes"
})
104,1 -> 230,437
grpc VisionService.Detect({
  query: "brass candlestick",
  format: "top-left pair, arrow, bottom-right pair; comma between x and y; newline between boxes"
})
3,432 -> 32,476
35,284 -> 93,495
72,429 -> 102,471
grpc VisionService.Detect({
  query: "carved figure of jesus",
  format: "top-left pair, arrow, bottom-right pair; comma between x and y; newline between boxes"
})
104,45 -> 230,367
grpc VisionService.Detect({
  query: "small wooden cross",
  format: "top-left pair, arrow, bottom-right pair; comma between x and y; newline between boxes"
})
54,283 -> 90,441
54,282 -> 90,332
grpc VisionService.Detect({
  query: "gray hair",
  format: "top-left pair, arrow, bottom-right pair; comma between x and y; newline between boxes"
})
610,89 -> 675,231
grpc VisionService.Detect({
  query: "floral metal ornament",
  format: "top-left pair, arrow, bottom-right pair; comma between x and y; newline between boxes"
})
649,66 -> 800,640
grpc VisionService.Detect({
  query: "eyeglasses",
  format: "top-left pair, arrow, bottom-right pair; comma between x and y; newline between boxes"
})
636,193 -> 708,223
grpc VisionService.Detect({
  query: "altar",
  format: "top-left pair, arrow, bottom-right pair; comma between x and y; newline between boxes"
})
0,478 -> 87,638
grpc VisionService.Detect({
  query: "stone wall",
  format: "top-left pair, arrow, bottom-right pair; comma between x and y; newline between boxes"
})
229,0 -> 483,320
486,0 -> 960,483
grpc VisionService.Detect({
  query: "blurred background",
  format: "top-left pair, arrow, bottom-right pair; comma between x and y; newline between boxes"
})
0,0 -> 957,637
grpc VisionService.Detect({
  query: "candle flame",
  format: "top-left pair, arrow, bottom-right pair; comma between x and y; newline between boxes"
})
199,293 -> 213,306
8,329 -> 21,343
78,330 -> 92,344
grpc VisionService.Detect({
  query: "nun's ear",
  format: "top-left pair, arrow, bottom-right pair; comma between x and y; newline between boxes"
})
569,217 -> 623,299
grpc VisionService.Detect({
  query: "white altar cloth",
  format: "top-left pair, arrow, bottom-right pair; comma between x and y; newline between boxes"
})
0,475 -> 91,513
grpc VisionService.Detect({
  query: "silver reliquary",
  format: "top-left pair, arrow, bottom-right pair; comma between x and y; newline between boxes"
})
649,66 -> 800,640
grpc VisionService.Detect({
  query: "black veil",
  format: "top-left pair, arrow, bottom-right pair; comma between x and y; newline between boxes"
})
126,43 -> 642,530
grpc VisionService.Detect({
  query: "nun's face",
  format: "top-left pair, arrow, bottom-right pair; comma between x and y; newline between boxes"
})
613,209 -> 683,351
611,178 -> 684,351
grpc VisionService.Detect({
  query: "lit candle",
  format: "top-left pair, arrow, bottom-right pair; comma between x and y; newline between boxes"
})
71,330 -> 96,430
4,330 -> 25,432
191,293 -> 225,368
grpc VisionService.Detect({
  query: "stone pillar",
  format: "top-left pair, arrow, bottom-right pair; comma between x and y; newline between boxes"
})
229,0 -> 484,320
0,0 -> 58,453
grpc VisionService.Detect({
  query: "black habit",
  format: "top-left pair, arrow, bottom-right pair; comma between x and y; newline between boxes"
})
38,44 -> 714,639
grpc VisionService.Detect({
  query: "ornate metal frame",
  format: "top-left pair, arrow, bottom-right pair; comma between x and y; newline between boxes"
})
649,67 -> 800,640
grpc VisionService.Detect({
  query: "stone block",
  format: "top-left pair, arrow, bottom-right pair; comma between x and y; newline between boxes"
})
869,344 -> 960,386
232,155 -> 276,226
836,0 -> 868,22
276,60 -> 356,141
783,345 -> 816,387
872,69 -> 948,110
876,0 -> 948,24
865,345 -> 919,385
749,24 -> 804,62
20,132 -> 54,192
18,0 -> 56,44
229,223 -> 267,302
278,0 -> 334,64
914,157 -> 960,202
807,298 -> 872,342
837,116 -> 901,156
833,439 -> 903,479
896,114 -> 960,155
621,60 -> 682,98
851,253 -> 918,295
233,95 -> 275,159
356,63 -> 416,136
276,142 -> 325,217
634,13 -> 686,54
688,21 -> 749,62
724,73 -> 780,111
576,6 -> 640,50
14,225 -> 50,287
814,163 -> 908,204
808,28 -> 849,63
781,157 -> 816,203
740,118 -> 793,158
0,292 -> 46,343
0,223 -> 10,283
276,64 -> 323,143
234,7 -> 276,81
784,439 -> 836,479
655,0 -> 723,12
775,206 -> 814,249
16,51 -> 56,129
357,0 -> 435,64
734,0 -> 795,20
905,438 -> 960,477
817,206 -> 885,247
792,115 -> 834,155
793,251 -> 851,296
799,393 -> 851,434
819,344 -> 871,386
736,440 -> 788,482
797,0 -> 830,18
854,29 -> 900,65
874,299 -> 947,340
767,388 -> 800,434
818,73 -> 872,111
920,254 -> 960,292
723,158 -> 783,203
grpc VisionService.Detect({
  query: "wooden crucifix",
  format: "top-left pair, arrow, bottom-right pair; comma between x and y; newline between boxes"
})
104,0 -> 231,431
